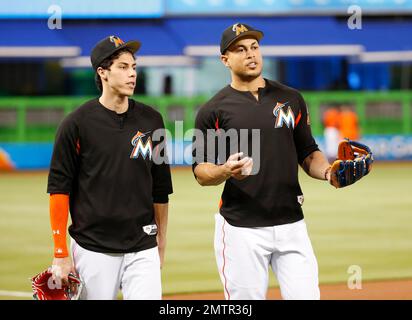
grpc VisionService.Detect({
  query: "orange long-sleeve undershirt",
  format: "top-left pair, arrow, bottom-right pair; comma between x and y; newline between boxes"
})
49,194 -> 69,258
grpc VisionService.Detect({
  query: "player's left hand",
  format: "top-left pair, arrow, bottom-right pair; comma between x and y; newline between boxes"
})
329,139 -> 373,188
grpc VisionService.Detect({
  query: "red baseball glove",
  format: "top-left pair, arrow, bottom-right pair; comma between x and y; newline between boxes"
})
31,268 -> 83,300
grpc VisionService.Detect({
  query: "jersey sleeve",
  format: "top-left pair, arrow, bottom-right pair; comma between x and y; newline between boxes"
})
47,115 -> 80,194
294,93 -> 320,165
151,115 -> 173,203
192,105 -> 219,172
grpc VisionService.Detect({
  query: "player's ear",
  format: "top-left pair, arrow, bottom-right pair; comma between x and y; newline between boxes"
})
220,54 -> 230,68
97,67 -> 108,81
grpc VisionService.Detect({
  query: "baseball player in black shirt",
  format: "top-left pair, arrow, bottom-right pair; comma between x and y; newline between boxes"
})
47,36 -> 173,299
193,23 -> 336,300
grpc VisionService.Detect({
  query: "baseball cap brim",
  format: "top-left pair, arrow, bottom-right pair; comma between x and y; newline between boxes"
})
222,30 -> 263,54
121,40 -> 141,54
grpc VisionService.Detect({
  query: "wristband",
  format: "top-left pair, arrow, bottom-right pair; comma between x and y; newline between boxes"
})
324,166 -> 331,181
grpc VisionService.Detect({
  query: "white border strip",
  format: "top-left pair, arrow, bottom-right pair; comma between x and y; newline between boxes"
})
0,47 -> 81,58
60,55 -> 199,68
3,46 -> 410,63
184,45 -> 364,57
0,290 -> 32,298
184,45 -> 221,56
357,51 -> 412,63
137,56 -> 198,67
261,45 -> 364,57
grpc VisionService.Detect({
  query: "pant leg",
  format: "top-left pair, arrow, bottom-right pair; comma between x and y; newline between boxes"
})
121,246 -> 162,300
270,219 -> 320,300
214,213 -> 272,300
70,238 -> 123,300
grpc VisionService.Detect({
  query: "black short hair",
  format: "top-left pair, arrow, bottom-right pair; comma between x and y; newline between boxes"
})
94,48 -> 135,92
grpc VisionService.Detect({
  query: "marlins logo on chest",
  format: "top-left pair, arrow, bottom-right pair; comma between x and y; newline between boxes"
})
273,102 -> 301,129
130,131 -> 152,159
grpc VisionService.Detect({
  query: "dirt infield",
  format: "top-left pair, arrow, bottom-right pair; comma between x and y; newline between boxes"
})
164,279 -> 412,300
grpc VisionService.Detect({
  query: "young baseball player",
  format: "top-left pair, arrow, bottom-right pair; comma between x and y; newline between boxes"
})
192,23 -> 372,300
47,35 -> 173,300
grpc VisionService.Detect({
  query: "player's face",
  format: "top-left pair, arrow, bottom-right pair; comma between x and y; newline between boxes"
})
105,52 -> 137,96
222,37 -> 263,80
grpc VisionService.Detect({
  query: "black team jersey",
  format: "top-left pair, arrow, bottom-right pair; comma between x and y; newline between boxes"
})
48,98 -> 173,253
193,79 -> 319,227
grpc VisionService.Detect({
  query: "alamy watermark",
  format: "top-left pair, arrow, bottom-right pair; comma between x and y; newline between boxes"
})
48,5 -> 62,30
347,265 -> 362,290
137,121 -> 262,174
347,5 -> 362,30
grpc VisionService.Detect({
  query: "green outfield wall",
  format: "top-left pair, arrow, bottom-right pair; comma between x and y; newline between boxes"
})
0,91 -> 411,142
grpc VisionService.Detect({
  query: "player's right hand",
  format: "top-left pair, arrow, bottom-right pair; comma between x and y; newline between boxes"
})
224,152 -> 253,180
51,256 -> 76,286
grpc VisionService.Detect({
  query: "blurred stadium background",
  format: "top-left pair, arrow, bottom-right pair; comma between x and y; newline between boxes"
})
0,0 -> 412,299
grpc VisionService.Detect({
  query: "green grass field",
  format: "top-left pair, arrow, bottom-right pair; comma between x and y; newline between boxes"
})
1,163 -> 412,299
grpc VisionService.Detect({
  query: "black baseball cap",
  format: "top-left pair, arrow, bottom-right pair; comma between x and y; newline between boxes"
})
90,35 -> 141,70
220,23 -> 264,54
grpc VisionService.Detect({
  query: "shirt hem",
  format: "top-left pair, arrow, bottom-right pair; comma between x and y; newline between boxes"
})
219,210 -> 304,228
69,233 -> 157,254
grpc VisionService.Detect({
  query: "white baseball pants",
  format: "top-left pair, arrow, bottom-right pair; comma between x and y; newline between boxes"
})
70,238 -> 161,300
214,213 -> 320,300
